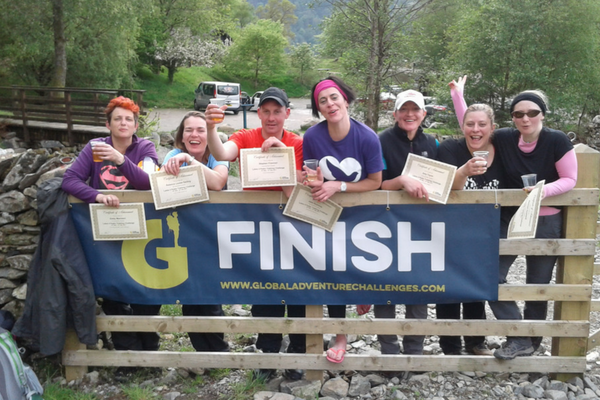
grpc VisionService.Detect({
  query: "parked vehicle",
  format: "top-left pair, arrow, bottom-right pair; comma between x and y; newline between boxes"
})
248,91 -> 264,111
194,82 -> 241,114
241,91 -> 251,105
422,96 -> 453,128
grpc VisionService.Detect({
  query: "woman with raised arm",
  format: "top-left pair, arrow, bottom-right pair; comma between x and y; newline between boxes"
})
435,76 -> 499,356
302,76 -> 383,364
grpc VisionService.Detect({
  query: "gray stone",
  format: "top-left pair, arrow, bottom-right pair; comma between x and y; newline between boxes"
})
162,392 -> 181,400
280,379 -> 320,399
545,389 -> 569,400
5,234 -> 35,246
160,369 -> 179,384
569,377 -> 586,391
0,279 -> 16,289
160,132 -> 174,146
16,245 -> 37,254
585,377 -> 600,392
0,212 -> 15,226
253,392 -> 296,400
0,268 -> 27,280
12,284 -> 26,300
3,149 -> 48,191
408,373 -> 431,386
522,384 -> 545,398
36,166 -> 67,186
0,289 -> 13,304
0,191 -> 30,213
2,300 -> 24,318
217,125 -> 235,136
84,371 -> 100,385
370,384 -> 386,397
550,380 -> 570,393
365,373 -> 386,387
392,390 -> 409,399
320,377 -> 349,399
1,224 -> 23,234
348,374 -> 371,396
0,156 -> 17,181
23,187 -> 37,199
300,119 -> 319,131
39,140 -> 64,149
22,226 -> 40,234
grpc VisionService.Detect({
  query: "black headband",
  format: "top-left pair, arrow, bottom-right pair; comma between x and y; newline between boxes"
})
510,93 -> 547,115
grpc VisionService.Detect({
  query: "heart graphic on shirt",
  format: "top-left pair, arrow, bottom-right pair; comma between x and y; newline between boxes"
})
320,156 -> 362,182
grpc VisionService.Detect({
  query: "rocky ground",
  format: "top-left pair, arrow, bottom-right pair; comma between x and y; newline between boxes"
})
32,250 -> 600,400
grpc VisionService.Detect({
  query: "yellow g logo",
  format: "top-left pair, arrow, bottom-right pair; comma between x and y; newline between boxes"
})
121,212 -> 188,289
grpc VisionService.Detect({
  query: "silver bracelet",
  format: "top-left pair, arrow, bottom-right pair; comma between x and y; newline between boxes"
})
187,155 -> 195,164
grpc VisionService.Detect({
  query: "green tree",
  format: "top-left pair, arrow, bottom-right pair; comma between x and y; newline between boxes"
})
256,0 -> 298,41
289,43 -> 316,85
444,0 -> 600,126
319,0 -> 434,130
229,0 -> 256,28
224,19 -> 288,87
0,0 -> 142,88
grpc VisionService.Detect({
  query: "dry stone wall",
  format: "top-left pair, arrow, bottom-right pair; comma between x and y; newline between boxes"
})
0,137 -> 80,318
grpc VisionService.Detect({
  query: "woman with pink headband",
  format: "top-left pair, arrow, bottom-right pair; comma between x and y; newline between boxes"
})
303,76 -> 383,363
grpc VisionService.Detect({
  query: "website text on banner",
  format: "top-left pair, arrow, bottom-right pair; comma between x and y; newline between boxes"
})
70,203 -> 500,305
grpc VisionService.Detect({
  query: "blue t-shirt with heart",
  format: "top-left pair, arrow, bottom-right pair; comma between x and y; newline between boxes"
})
303,118 -> 383,182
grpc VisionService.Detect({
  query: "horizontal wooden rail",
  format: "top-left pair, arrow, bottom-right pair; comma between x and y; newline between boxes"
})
68,187 -> 599,207
96,316 -> 589,337
62,350 -> 586,374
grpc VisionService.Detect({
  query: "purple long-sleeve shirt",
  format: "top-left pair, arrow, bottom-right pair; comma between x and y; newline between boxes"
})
62,135 -> 158,203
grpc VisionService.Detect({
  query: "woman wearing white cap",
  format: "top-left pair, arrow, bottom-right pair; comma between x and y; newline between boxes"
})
365,89 -> 438,365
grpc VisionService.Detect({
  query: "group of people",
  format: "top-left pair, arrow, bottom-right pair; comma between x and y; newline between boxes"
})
61,74 -> 577,380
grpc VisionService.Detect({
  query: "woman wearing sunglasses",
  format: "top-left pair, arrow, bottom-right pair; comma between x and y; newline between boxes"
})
452,87 -> 577,360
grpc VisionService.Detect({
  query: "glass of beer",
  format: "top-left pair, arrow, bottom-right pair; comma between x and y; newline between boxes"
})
304,159 -> 319,182
209,98 -> 226,123
91,141 -> 106,162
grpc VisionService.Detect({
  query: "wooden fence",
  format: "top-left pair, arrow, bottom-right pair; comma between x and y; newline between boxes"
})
62,144 -> 599,382
0,86 -> 145,145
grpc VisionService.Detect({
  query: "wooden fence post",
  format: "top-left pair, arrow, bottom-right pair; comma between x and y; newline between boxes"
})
553,143 -> 600,381
305,305 -> 323,382
63,329 -> 88,381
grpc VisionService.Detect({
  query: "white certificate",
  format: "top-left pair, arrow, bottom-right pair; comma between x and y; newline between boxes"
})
150,164 -> 209,210
508,180 -> 545,239
240,147 -> 297,188
89,203 -> 147,241
401,153 -> 457,204
283,184 -> 343,232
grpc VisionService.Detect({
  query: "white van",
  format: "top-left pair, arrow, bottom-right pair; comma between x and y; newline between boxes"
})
193,81 -> 241,114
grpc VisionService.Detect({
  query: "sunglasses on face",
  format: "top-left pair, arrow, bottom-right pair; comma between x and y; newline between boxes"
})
511,110 -> 542,119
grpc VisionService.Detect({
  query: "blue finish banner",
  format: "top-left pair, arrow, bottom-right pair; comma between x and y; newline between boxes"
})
70,202 -> 500,305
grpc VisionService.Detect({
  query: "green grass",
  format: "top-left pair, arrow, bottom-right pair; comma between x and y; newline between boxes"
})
223,370 -> 267,400
134,65 -> 313,109
121,385 -> 155,400
43,384 -> 99,400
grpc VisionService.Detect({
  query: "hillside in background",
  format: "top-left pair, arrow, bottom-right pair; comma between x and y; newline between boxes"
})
247,0 -> 331,44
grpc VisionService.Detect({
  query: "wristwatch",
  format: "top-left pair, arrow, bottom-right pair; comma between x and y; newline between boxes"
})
340,181 -> 347,192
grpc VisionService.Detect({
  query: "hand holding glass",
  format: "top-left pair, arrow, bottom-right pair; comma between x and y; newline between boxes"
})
209,98 -> 225,123
304,159 -> 318,182
91,142 -> 108,162
472,151 -> 489,166
521,173 -> 537,188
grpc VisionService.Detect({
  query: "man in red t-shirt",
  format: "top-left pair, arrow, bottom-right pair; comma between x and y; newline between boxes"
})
206,87 -> 303,196
206,88 -> 305,381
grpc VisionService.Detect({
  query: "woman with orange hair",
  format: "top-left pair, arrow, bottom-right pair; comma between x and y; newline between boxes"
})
63,97 -> 160,370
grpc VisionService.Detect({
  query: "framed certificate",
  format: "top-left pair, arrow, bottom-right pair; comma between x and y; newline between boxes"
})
89,203 -> 147,241
401,153 -> 456,204
150,165 -> 209,210
240,147 -> 297,188
508,180 -> 545,239
283,184 -> 343,232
